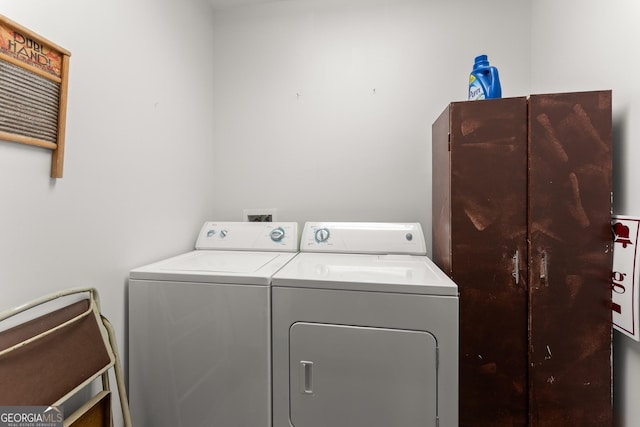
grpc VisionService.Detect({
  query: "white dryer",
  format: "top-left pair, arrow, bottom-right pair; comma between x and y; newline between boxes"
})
128,222 -> 298,427
271,222 -> 458,427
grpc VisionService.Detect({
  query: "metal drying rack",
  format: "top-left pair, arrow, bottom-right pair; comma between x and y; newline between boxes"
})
0,288 -> 132,426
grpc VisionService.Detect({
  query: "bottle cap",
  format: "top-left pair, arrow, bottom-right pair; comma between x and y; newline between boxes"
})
474,55 -> 489,67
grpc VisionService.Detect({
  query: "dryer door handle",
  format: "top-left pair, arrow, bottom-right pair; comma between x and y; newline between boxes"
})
300,361 -> 314,395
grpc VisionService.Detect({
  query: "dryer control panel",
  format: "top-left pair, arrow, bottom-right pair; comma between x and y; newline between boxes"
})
300,222 -> 426,255
196,222 -> 299,252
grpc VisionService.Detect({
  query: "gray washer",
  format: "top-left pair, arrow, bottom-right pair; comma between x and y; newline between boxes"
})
128,222 -> 298,427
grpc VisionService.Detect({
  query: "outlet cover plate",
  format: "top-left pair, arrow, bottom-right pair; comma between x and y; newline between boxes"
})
243,208 -> 277,222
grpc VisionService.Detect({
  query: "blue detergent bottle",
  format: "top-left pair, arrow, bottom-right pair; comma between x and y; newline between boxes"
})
468,54 -> 502,100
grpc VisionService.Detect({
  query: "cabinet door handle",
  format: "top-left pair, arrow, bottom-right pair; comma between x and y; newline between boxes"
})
512,250 -> 519,285
540,250 -> 548,283
300,361 -> 314,395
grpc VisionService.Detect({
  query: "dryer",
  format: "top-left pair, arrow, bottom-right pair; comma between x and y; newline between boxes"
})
271,222 -> 458,427
128,222 -> 298,427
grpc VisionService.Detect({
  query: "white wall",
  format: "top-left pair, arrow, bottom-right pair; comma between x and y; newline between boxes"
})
210,0 -> 531,252
0,0 -> 215,424
5,0 -> 637,425
531,2 -> 640,425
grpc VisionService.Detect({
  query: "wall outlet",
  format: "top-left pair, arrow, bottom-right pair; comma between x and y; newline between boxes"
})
243,208 -> 277,222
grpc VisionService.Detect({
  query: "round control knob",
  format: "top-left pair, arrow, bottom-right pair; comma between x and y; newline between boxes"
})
406,233 -> 413,241
220,229 -> 228,238
270,227 -> 285,242
314,228 -> 330,243
206,229 -> 216,238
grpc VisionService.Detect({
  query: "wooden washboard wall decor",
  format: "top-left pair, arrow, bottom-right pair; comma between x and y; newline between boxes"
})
0,15 -> 71,178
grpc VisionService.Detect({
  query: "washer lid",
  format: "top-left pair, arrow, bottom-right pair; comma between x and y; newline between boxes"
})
130,250 -> 298,285
271,252 -> 458,296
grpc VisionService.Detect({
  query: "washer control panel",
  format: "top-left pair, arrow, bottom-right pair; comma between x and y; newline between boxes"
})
196,222 -> 299,252
300,222 -> 426,255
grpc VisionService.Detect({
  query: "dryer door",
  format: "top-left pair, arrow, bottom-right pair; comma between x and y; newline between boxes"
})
289,322 -> 438,427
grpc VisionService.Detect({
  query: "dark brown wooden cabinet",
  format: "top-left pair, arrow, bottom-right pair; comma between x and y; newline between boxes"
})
432,91 -> 613,427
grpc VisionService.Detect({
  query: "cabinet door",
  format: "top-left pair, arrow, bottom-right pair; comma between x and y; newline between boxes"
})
528,91 -> 613,427
434,98 -> 529,427
289,322 -> 438,427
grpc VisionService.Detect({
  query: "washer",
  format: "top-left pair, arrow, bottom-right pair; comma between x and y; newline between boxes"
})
128,222 -> 298,427
271,222 -> 458,427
